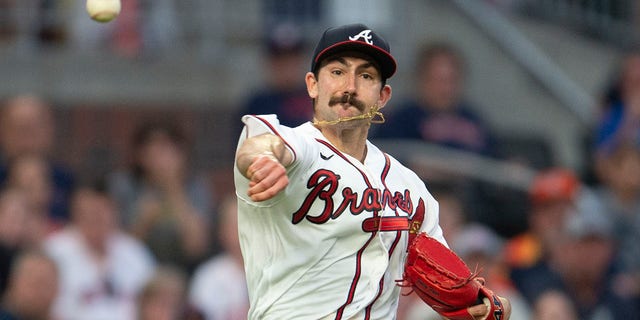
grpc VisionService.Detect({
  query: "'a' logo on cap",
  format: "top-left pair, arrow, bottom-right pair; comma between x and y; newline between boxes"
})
349,30 -> 373,45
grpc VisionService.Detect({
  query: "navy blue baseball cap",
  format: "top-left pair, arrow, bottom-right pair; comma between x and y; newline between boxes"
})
311,23 -> 397,79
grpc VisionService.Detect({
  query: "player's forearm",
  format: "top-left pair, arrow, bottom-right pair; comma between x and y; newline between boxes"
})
236,133 -> 293,178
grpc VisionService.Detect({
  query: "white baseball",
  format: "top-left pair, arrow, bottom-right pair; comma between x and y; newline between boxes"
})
86,0 -> 121,23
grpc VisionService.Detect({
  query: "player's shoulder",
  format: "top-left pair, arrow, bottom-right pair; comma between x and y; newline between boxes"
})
242,114 -> 307,138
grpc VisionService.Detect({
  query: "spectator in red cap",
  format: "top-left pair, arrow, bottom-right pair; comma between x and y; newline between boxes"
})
503,168 -> 580,269
511,189 -> 639,319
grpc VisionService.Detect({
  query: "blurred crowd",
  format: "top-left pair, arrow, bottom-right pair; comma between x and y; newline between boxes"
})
0,93 -> 249,320
381,41 -> 640,320
1,3 -> 640,319
386,42 -> 640,319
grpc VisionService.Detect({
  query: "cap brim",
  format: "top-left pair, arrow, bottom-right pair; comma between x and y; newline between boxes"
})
313,41 -> 397,79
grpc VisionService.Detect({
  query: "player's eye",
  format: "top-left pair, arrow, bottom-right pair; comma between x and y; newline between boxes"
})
331,69 -> 344,76
362,72 -> 380,82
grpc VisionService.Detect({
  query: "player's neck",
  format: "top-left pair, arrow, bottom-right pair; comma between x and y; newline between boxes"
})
320,126 -> 369,162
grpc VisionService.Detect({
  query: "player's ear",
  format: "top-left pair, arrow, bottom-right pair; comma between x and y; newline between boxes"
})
305,72 -> 318,99
376,84 -> 392,110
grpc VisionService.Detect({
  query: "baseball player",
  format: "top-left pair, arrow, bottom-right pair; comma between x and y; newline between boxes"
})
234,23 -> 511,320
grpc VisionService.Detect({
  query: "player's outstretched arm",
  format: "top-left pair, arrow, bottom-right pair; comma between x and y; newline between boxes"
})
236,133 -> 293,202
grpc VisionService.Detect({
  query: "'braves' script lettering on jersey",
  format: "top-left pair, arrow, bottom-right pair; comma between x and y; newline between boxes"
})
292,169 -> 415,225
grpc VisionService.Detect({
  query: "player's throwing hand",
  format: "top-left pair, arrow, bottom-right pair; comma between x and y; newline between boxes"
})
236,132 -> 293,202
246,154 -> 289,201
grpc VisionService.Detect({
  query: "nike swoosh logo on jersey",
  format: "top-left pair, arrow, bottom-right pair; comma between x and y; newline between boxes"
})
320,153 -> 334,160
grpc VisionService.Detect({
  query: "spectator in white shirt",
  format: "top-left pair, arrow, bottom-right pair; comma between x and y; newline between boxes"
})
44,183 -> 156,320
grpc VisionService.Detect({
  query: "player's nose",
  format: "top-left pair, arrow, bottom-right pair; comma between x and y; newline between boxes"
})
342,73 -> 358,95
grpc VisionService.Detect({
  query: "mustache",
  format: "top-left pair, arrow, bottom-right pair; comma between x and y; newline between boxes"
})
328,94 -> 366,110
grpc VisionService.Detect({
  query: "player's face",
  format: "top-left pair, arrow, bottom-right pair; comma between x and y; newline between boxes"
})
306,53 -> 391,127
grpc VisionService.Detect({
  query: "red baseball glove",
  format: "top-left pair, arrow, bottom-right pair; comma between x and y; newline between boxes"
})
399,233 -> 506,320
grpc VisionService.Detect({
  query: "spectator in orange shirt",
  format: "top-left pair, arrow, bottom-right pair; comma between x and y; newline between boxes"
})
503,168 -> 580,269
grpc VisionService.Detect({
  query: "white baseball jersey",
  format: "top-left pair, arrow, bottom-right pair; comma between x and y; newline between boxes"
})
234,115 -> 446,320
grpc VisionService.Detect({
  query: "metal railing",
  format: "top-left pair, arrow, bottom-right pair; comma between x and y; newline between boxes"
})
373,139 -> 537,192
515,0 -> 639,47
451,0 -> 598,126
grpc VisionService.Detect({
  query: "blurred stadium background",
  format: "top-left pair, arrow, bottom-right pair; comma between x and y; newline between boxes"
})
0,0 -> 637,204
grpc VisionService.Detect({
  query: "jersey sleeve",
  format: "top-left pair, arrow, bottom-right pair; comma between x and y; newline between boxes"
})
238,114 -> 296,162
235,114 -> 315,204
